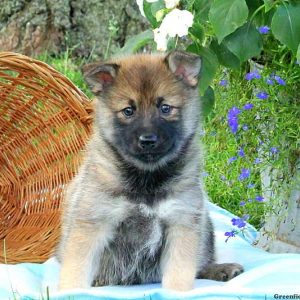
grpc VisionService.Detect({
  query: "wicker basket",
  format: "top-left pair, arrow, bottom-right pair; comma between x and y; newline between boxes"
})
0,52 -> 93,263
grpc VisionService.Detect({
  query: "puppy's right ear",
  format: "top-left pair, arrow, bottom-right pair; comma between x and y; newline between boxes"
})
82,63 -> 119,95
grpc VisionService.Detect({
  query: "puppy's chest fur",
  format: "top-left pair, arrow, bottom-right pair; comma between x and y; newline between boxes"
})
119,157 -> 183,205
94,204 -> 165,285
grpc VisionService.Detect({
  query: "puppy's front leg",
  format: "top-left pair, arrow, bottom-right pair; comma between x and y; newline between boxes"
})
161,225 -> 199,291
59,222 -> 110,290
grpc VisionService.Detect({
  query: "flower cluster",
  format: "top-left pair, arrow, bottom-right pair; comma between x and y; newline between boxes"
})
154,9 -> 194,51
258,25 -> 270,34
225,215 -> 249,242
221,69 -> 287,241
136,0 -> 194,51
227,107 -> 241,134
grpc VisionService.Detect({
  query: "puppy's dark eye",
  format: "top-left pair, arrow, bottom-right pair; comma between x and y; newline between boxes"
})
123,107 -> 134,117
160,104 -> 172,114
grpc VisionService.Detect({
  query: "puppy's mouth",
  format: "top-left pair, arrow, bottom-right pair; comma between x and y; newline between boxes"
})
132,142 -> 176,164
134,152 -> 165,163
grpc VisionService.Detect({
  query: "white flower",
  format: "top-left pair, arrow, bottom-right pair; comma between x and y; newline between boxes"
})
154,28 -> 168,51
164,0 -> 180,9
153,9 -> 194,51
160,9 -> 193,37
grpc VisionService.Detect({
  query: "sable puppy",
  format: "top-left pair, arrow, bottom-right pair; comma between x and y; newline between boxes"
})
57,51 -> 243,291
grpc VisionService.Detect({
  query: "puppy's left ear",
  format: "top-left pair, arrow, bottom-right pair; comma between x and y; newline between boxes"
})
82,62 -> 119,95
165,51 -> 201,87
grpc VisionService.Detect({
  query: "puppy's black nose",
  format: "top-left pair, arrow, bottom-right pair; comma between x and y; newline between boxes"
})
138,134 -> 158,150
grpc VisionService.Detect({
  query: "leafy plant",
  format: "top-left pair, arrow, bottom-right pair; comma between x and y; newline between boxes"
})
122,0 -> 300,114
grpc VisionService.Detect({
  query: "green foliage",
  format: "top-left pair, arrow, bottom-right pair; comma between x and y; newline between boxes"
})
271,3 -> 300,55
187,44 -> 219,95
118,30 -> 154,56
209,0 -> 249,43
210,39 -> 240,69
203,63 -> 300,228
38,52 -> 92,98
121,0 -> 300,119
201,86 -> 215,120
223,22 -> 263,62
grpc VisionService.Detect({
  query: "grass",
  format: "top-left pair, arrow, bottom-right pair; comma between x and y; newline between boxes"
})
37,51 -> 92,98
36,52 -> 300,231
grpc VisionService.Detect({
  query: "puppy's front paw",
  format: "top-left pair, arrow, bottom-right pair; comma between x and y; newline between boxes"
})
198,263 -> 244,282
59,277 -> 89,291
162,274 -> 194,291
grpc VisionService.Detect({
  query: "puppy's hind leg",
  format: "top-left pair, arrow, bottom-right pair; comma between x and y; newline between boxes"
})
197,263 -> 244,282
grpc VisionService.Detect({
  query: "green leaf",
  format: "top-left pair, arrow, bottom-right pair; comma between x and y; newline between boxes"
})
201,86 -> 215,119
210,39 -> 240,69
118,30 -> 154,55
271,3 -> 300,54
223,22 -> 263,62
297,44 -> 300,63
209,0 -> 249,43
187,44 -> 219,95
263,0 -> 276,12
189,21 -> 204,43
245,0 -> 264,15
143,0 -> 159,28
155,9 -> 165,22
151,0 -> 165,16
193,0 -> 213,22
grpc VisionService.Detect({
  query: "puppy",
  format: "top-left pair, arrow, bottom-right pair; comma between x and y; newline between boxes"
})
57,51 -> 243,291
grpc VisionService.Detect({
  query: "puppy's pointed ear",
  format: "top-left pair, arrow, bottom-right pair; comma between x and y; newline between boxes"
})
165,51 -> 201,87
81,63 -> 119,94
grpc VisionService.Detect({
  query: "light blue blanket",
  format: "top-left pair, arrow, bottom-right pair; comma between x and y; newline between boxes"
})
1,203 -> 299,300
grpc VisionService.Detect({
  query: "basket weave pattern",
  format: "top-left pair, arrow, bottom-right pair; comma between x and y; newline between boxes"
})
0,52 -> 93,263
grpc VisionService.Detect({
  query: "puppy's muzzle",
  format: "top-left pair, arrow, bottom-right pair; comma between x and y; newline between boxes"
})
138,133 -> 158,150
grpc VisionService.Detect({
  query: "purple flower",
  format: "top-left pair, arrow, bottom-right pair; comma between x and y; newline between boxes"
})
242,125 -> 249,131
247,183 -> 255,188
270,147 -> 279,154
243,103 -> 254,110
238,148 -> 245,157
256,91 -> 269,99
274,75 -> 286,85
225,230 -> 236,237
219,79 -> 228,87
225,230 -> 236,242
240,201 -> 246,206
258,26 -> 270,34
254,158 -> 262,164
245,70 -> 261,80
220,175 -> 226,181
255,195 -> 264,202
266,78 -> 274,85
228,118 -> 238,134
228,156 -> 237,164
239,168 -> 250,181
228,107 -> 241,118
231,218 -> 246,228
227,107 -> 241,134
